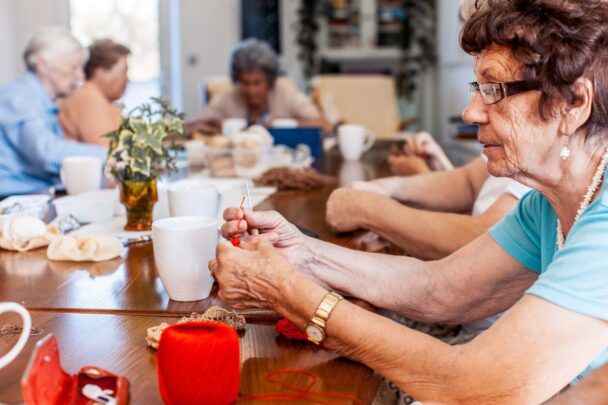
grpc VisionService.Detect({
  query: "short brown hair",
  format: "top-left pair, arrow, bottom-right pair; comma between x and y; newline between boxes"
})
84,39 -> 130,80
461,0 -> 608,142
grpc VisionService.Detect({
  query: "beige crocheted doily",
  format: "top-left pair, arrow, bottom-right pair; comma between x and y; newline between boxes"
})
146,306 -> 246,349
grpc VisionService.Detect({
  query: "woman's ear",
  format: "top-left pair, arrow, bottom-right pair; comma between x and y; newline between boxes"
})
559,77 -> 594,135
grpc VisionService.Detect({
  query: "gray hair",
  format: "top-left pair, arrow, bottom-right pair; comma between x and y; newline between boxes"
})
229,38 -> 280,87
23,27 -> 86,72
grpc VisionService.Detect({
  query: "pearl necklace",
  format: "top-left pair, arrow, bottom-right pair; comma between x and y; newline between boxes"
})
556,149 -> 608,249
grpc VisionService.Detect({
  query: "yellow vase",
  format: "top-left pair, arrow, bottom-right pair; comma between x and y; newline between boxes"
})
119,179 -> 158,231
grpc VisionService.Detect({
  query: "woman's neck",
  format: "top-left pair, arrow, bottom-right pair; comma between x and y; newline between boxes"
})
37,74 -> 58,101
531,142 -> 608,236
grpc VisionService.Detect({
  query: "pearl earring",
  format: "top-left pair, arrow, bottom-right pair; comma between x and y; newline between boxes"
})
560,134 -> 571,160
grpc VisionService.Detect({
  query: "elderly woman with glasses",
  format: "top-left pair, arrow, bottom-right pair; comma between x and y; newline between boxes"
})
212,0 -> 608,402
193,38 -> 330,134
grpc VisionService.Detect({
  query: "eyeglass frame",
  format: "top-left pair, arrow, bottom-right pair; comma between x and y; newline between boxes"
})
468,80 -> 541,105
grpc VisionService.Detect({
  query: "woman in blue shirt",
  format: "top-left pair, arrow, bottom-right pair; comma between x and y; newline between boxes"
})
213,0 -> 608,403
0,27 -> 106,196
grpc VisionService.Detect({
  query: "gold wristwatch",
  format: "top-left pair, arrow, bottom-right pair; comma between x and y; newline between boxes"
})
305,291 -> 343,345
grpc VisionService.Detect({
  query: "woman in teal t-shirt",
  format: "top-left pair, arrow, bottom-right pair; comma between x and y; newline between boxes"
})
210,1 -> 608,403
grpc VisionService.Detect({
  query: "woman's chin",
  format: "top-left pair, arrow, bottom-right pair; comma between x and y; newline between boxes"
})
486,160 -> 513,178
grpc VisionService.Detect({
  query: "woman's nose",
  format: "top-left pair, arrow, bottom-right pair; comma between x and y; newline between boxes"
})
462,93 -> 489,125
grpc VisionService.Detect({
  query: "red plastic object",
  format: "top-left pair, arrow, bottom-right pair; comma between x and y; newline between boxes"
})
21,334 -> 129,404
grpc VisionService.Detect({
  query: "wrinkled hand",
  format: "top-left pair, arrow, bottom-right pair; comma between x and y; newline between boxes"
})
388,155 -> 431,176
209,239 -> 294,309
220,208 -> 312,269
326,188 -> 379,233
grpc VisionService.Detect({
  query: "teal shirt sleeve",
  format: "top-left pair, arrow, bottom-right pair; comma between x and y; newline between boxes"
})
488,190 -> 543,272
527,200 -> 608,321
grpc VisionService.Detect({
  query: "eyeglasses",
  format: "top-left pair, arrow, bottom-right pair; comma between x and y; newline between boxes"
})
469,80 -> 541,105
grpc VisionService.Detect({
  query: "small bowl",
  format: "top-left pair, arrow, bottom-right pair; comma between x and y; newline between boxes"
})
53,193 -> 115,223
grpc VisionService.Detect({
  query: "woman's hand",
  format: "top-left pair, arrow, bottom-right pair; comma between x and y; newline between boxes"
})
220,208 -> 313,270
326,188 -> 381,232
388,154 -> 431,176
403,132 -> 454,171
210,239 -> 295,310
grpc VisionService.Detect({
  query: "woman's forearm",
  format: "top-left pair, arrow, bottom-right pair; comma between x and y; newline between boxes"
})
274,271 -> 477,403
275,275 -> 606,405
359,197 -> 494,260
303,237 -> 451,323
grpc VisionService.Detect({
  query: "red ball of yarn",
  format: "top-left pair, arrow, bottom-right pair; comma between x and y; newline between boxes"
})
157,321 -> 240,405
275,318 -> 308,341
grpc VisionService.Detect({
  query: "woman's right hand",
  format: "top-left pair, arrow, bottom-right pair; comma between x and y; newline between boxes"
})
404,132 -> 454,171
220,208 -> 313,269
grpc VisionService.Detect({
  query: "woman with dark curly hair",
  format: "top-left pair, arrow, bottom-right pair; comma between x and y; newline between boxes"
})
212,0 -> 608,402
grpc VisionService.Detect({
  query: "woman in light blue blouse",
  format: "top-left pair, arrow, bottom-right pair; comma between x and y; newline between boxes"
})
212,0 -> 608,403
0,27 -> 106,196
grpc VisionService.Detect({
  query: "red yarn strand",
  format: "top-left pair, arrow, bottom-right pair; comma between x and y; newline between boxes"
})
239,369 -> 366,405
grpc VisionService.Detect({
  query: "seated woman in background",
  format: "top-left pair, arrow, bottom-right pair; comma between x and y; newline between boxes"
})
0,28 -> 106,196
193,38 -> 330,134
58,39 -> 130,146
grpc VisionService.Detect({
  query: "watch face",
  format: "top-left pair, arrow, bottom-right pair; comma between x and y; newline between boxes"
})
306,324 -> 323,342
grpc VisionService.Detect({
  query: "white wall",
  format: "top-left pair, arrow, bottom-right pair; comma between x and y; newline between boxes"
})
436,0 -> 480,164
174,0 -> 240,118
0,0 -> 69,86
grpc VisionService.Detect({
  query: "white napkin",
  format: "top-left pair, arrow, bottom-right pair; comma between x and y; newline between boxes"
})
47,235 -> 123,262
0,216 -> 59,252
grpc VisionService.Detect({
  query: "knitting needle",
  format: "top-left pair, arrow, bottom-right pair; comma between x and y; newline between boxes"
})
245,182 -> 259,235
230,196 -> 246,247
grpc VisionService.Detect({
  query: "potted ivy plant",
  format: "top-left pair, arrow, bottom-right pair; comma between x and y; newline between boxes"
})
105,97 -> 185,231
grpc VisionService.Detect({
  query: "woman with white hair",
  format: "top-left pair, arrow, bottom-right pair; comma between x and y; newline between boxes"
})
194,38 -> 330,134
0,27 -> 106,196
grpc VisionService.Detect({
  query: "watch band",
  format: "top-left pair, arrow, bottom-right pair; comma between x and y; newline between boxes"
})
306,291 -> 343,344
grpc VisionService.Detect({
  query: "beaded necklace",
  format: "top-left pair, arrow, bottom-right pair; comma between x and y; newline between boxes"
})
556,150 -> 608,249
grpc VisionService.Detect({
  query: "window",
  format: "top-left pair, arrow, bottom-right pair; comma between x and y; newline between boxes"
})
69,0 -> 160,111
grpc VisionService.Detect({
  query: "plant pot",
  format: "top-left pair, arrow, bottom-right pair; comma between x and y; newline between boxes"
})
119,179 -> 158,231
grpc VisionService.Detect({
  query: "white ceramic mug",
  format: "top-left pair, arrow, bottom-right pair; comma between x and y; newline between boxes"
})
152,216 -> 218,301
338,124 -> 375,161
60,156 -> 102,195
0,302 -> 31,369
271,118 -> 298,128
168,182 -> 220,218
222,118 -> 247,138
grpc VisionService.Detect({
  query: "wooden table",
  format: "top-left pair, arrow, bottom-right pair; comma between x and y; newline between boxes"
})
0,145 -> 393,404
0,312 -> 378,404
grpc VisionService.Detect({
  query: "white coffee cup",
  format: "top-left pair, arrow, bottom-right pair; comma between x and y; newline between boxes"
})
152,216 -> 218,301
222,118 -> 247,138
60,156 -> 102,195
338,124 -> 375,161
271,118 -> 298,128
0,302 -> 31,369
168,181 -> 220,218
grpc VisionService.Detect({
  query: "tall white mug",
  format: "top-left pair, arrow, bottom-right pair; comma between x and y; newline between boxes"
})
0,302 -> 31,369
168,181 -> 220,218
60,156 -> 102,195
338,124 -> 375,161
152,216 -> 218,301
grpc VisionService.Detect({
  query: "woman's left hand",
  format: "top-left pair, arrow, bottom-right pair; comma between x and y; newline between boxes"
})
209,239 -> 295,310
